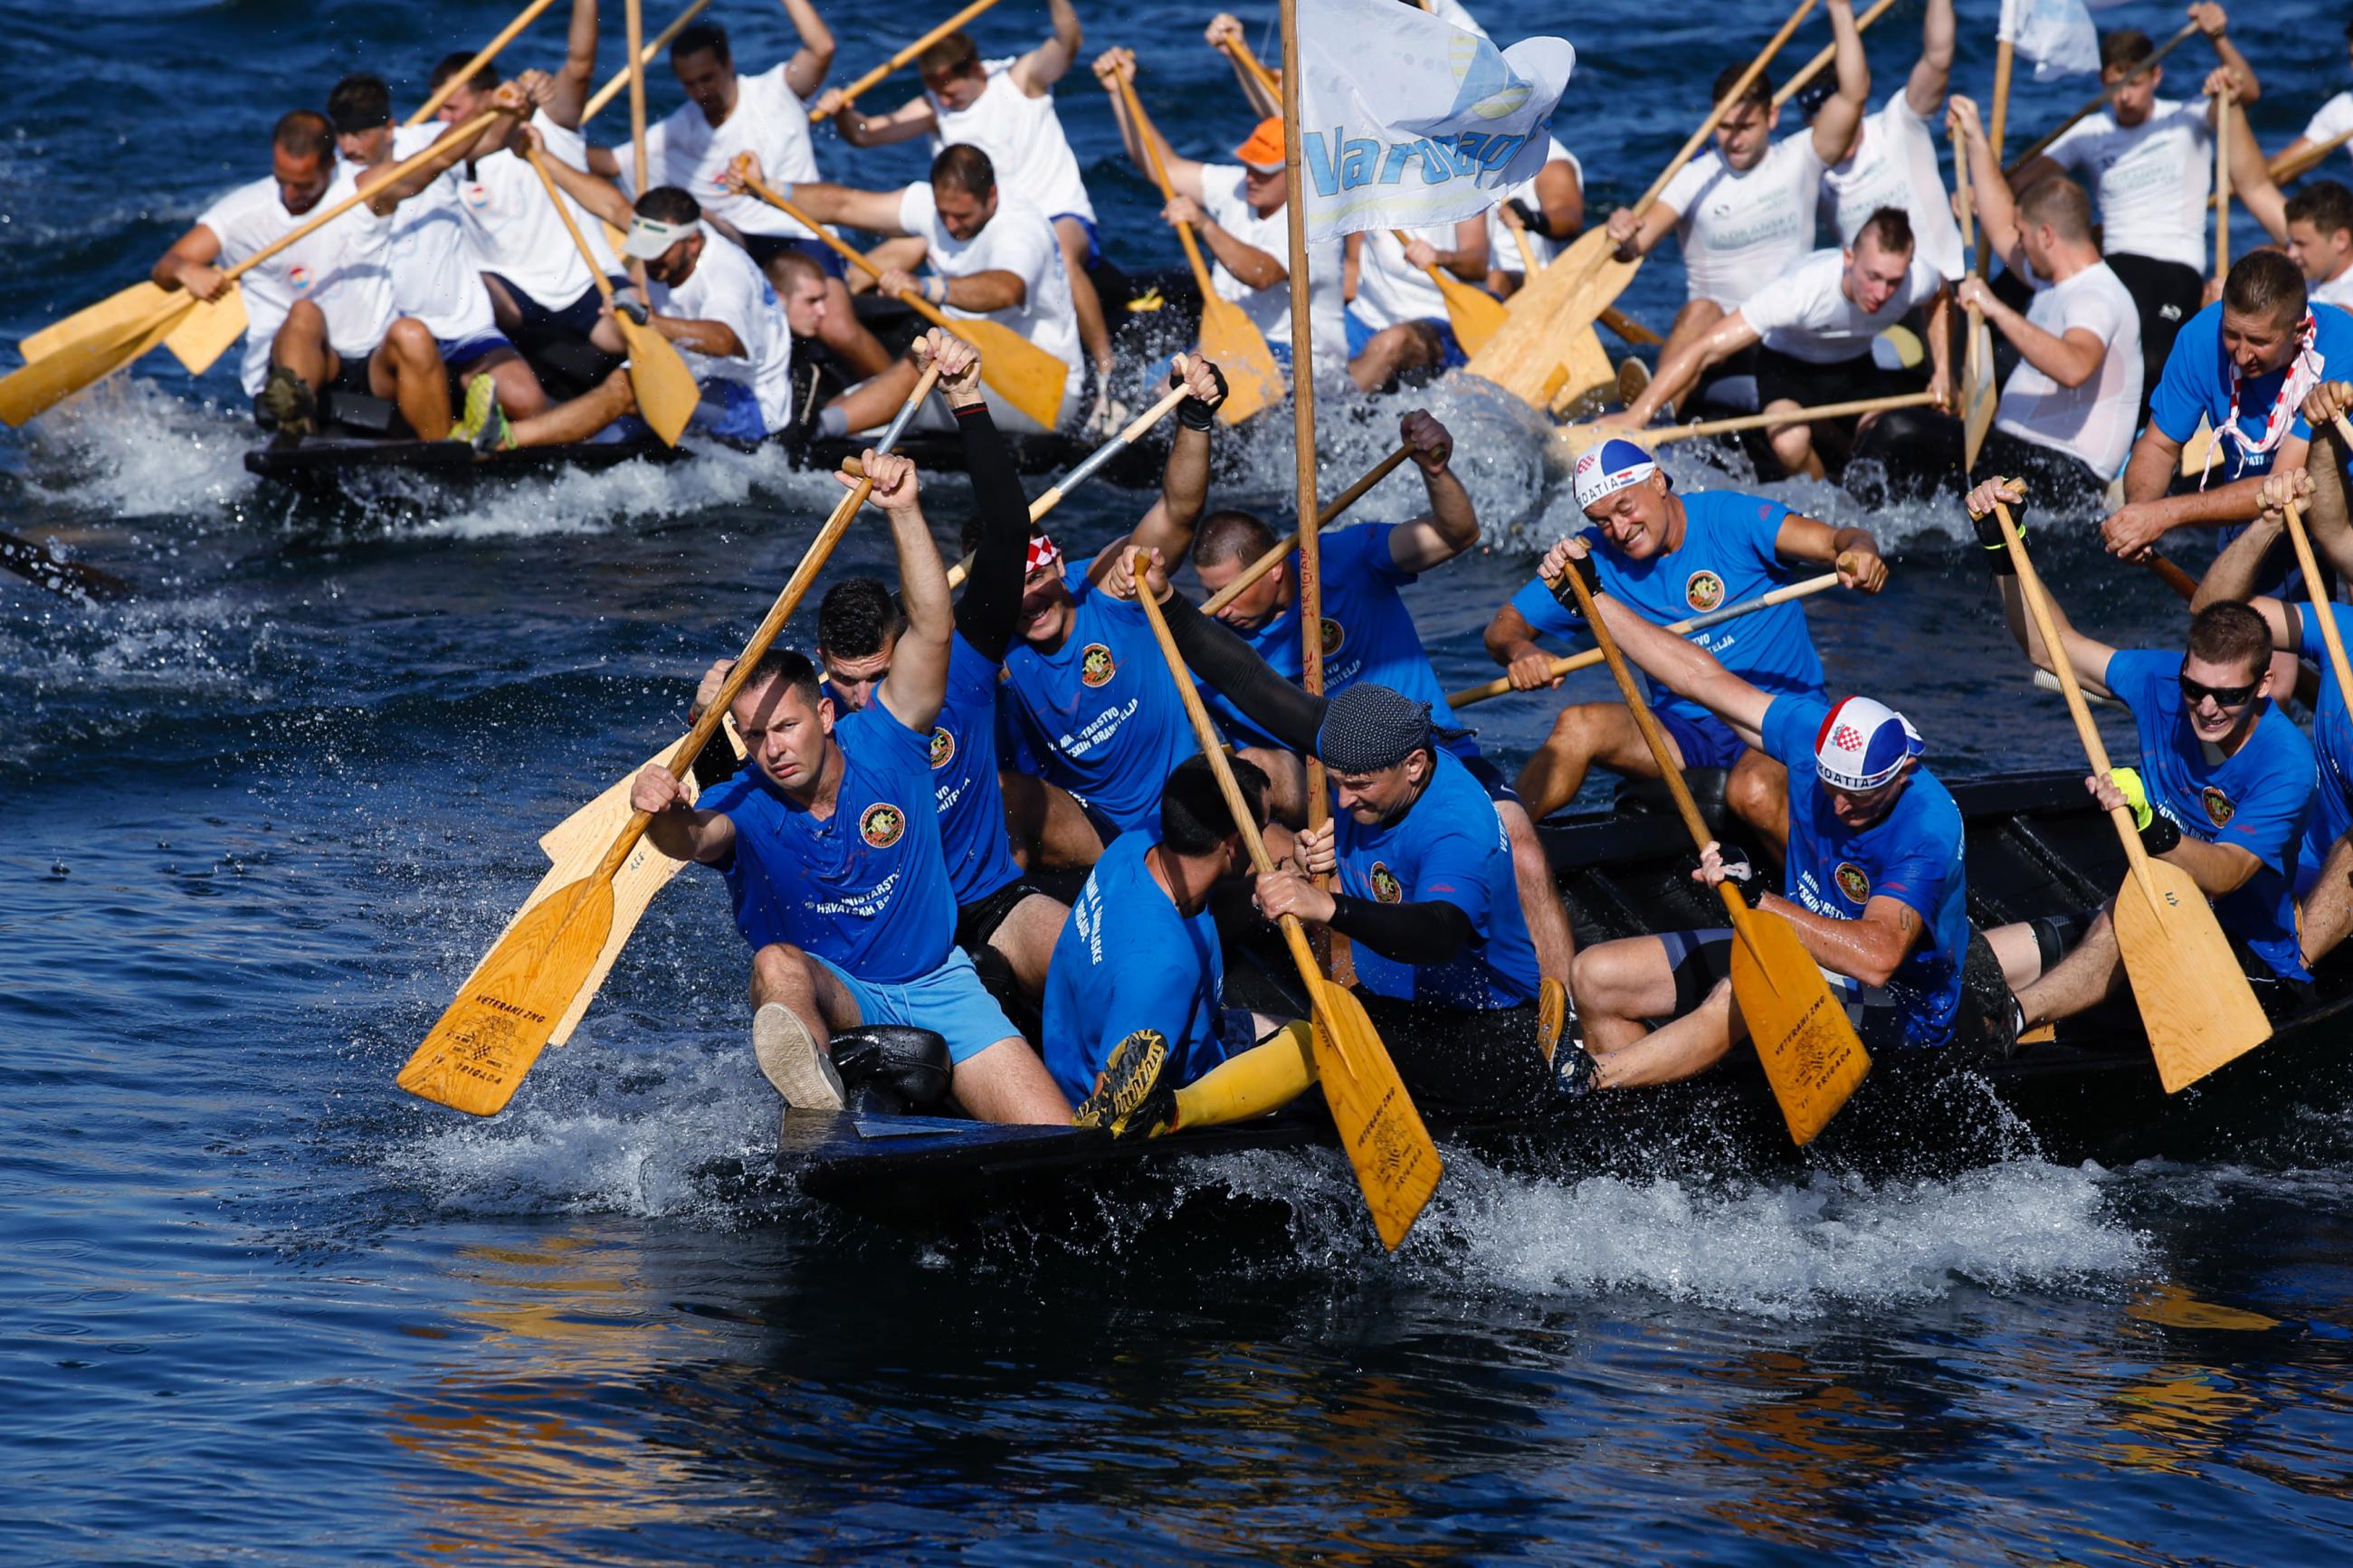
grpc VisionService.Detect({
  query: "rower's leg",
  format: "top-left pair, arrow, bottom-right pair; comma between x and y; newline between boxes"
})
1055,217 -> 1115,411
1514,701 -> 1672,822
986,890 -> 1070,1001
500,368 -> 636,450
481,273 -> 526,336
748,941 -> 862,1048
1724,750 -> 1791,853
951,1035 -> 1074,1124
1764,401 -> 1825,480
2300,832 -> 2353,970
1599,978 -> 1739,1088
1496,797 -> 1577,984
2015,904 -> 2127,1028
1242,745 -> 1309,828
271,299 -> 333,390
472,345 -> 550,418
1167,1020 -> 1318,1130
1655,299 -> 1726,417
998,769 -> 1105,870
1347,322 -> 1441,394
369,318 -> 452,441
1568,933 -> 1680,1058
825,356 -> 925,436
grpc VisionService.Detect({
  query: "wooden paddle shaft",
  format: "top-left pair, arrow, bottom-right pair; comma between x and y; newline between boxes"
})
1116,77 -> 1223,305
1631,0 -> 1817,221
1500,202 -> 1541,276
2005,23 -> 2198,176
1221,35 -> 1279,97
746,176 -> 955,322
0,529 -> 134,602
584,0 -> 716,121
1771,0 -> 1895,107
525,149 -> 623,309
408,0 -> 557,126
1953,125 -> 1976,255
2215,84 -> 2232,285
2284,500 -> 2353,708
1200,443 -> 1414,615
1986,38 -> 2014,175
2276,125 -> 2353,185
627,0 -> 651,197
813,0 -> 1007,121
1578,391 -> 1934,451
1450,571 -> 1842,708
1597,306 -> 1662,347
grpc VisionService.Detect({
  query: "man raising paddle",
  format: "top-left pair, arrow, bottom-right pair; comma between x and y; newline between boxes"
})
630,432 -> 1070,1125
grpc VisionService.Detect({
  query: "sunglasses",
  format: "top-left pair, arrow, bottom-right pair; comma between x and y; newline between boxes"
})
2178,673 -> 2260,709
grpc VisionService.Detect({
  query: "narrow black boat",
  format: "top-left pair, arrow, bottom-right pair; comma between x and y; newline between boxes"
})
781,768 -> 2353,1229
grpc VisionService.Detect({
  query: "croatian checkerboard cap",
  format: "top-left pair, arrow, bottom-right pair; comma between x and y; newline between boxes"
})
1026,533 -> 1061,574
1572,438 -> 1660,511
1812,695 -> 1924,793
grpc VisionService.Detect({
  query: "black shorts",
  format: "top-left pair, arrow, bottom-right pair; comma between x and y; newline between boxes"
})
1754,345 -> 1910,415
954,877 -> 1047,952
1457,751 -> 1524,810
1348,987 -> 1555,1116
487,273 -> 615,339
739,232 -> 847,280
2105,252 -> 2205,419
1651,926 -> 2004,1051
1845,406 -> 2113,513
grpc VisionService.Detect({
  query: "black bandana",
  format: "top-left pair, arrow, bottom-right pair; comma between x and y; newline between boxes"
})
1315,684 -> 1467,774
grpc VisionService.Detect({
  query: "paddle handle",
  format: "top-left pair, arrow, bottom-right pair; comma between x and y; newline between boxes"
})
2005,22 -> 2198,176
409,0 -> 557,126
1598,307 -> 1662,347
1953,125 -> 1976,259
220,110 -> 503,289
595,366 -> 943,881
2214,82 -> 2232,286
627,0 -> 651,197
1771,0 -> 1894,107
1115,77 -> 1223,303
1219,35 -> 1281,98
2285,500 -> 2353,711
525,148 -> 619,308
814,0 -> 1007,120
1451,571 -> 1843,708
1499,202 -> 1541,277
1624,390 -> 1939,448
1631,0 -> 1816,221
1200,442 -> 1414,614
584,0 -> 717,122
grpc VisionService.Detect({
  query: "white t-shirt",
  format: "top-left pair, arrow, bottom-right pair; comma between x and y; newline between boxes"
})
2312,266 -> 2353,314
198,169 -> 395,396
2045,98 -> 2213,273
1660,135 -> 1827,308
1739,245 -> 1942,364
453,112 -> 620,309
1820,96 -> 1965,281
1993,259 -> 2143,476
386,124 -> 495,344
2301,91 -> 2353,166
1196,162 -> 1346,362
617,63 -> 824,241
647,224 -> 795,434
1350,223 -> 1460,334
898,181 -> 1082,400
1486,138 -> 1581,275
928,60 -> 1093,224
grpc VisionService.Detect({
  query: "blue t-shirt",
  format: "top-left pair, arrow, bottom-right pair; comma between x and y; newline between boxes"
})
1205,522 -> 1480,760
1761,696 -> 1971,1048
2296,601 -> 2353,889
698,703 -> 959,984
926,632 -> 1023,908
1002,580 -> 1201,833
1339,748 -> 1539,1008
1039,831 -> 1229,1105
2148,301 -> 2353,486
1508,489 -> 1826,733
2106,649 -> 2316,980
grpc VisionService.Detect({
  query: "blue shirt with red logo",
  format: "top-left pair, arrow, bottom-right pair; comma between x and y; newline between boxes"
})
1761,695 -> 1970,1047
928,632 -> 1024,908
1001,580 -> 1201,833
2295,601 -> 2353,893
1508,489 -> 1826,733
2105,649 -> 2315,979
697,703 -> 958,984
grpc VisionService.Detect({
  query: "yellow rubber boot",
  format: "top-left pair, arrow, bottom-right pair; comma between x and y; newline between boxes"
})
1169,1019 -> 1319,1131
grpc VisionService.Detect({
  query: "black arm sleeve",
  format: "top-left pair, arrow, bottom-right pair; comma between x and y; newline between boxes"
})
1326,896 -> 1477,965
1159,590 -> 1327,755
950,401 -> 1031,665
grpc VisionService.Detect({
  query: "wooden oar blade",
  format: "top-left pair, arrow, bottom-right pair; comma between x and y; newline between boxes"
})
619,316 -> 701,446
1436,273 -> 1510,357
20,282 -> 175,362
1543,325 -> 1617,420
164,288 -> 247,376
1307,977 -> 1443,1250
1467,229 -> 1641,405
1196,297 -> 1281,425
2110,860 -> 2272,1092
0,300 -> 188,427
398,876 -> 618,1114
1961,311 -> 1996,474
952,318 -> 1069,431
1727,907 -> 1872,1145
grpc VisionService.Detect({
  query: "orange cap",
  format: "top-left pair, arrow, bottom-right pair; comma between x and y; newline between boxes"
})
1234,118 -> 1284,170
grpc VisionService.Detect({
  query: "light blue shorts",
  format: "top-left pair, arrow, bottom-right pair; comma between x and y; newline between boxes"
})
811,946 -> 1017,1065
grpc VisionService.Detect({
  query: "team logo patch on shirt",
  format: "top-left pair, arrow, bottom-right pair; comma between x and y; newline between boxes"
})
462,183 -> 491,209
860,803 -> 906,848
1080,642 -> 1117,688
2203,785 -> 2235,828
929,727 -> 955,770
288,264 -> 314,294
1320,617 -> 1345,655
1834,860 -> 1872,904
1369,862 -> 1403,903
1684,570 -> 1726,613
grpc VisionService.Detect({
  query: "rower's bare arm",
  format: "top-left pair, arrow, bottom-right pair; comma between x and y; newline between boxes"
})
2167,834 -> 2263,898
1125,357 -> 1223,569
1016,0 -> 1084,93
2302,390 -> 2353,577
830,94 -> 936,147
1951,96 -> 2026,268
1776,514 -> 1886,592
1198,223 -> 1282,290
941,268 -> 1028,313
545,0 -> 599,129
778,0 -> 838,100
654,313 -> 747,358
633,768 -> 735,864
1811,0 -> 1871,165
1924,286 -> 1955,402
1762,892 -> 1923,989
1387,413 -> 1478,571
1992,307 -> 2106,392
866,446 -> 955,733
152,225 -> 226,299
2196,5 -> 2259,104
2220,88 -> 2285,240
365,90 -> 526,214
1605,200 -> 1678,263
2187,518 -> 2295,649
1904,0 -> 1956,117
1484,604 -> 1566,692
1441,214 -> 1489,282
1529,158 -> 1584,241
533,135 -> 634,230
1626,309 -> 1759,423
784,181 -> 910,235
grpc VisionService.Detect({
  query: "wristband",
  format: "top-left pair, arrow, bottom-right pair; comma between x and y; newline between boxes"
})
1174,359 -> 1230,429
1547,550 -> 1602,612
1971,505 -> 2024,575
2139,811 -> 2180,856
923,276 -> 948,306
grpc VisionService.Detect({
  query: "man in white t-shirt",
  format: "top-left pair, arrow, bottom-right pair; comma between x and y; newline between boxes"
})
1486,136 -> 1584,298
2212,90 -> 2353,318
817,0 -> 1119,430
1340,221 -> 1492,394
1093,51 -> 1342,368
754,145 -> 1081,435
1796,0 -> 1961,282
1602,208 -> 1950,480
2014,9 -> 2260,410
1604,0 -> 1869,413
2245,17 -> 2353,183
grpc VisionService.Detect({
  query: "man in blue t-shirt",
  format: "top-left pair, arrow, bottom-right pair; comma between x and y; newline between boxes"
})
1967,478 -> 2318,1031
1551,539 -> 1974,1088
1186,408 -> 1579,991
633,447 -> 1072,1125
1484,437 -> 1887,845
2104,251 -> 2353,585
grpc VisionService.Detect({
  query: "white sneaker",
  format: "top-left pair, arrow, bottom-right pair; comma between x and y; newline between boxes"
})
752,1003 -> 845,1110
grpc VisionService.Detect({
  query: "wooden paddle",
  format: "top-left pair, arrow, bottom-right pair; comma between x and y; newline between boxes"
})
1598,307 -> 1663,348
2214,81 -> 2232,290
1131,552 -> 1441,1249
1951,124 -> 1996,474
1449,570 -> 1843,708
2284,494 -> 2353,726
1549,390 -> 1937,461
1464,0 -> 1818,408
1199,442 -> 1414,614
810,0 -> 1008,122
1111,74 -> 1281,424
1551,549 -> 1870,1144
1990,496 -> 2272,1090
413,0 -> 558,126
523,148 -> 699,445
1771,0 -> 1895,108
742,174 -> 1070,431
0,110 -> 505,428
626,0 -> 652,197
0,529 -> 135,602
1395,230 -> 1507,356
398,366 -> 944,1115
583,0 -> 717,121
2004,22 -> 2200,177
2272,125 -> 2353,186
1497,201 -> 1620,410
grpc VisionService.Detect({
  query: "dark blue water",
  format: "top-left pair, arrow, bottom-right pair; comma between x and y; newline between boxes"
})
8,2 -> 2353,1561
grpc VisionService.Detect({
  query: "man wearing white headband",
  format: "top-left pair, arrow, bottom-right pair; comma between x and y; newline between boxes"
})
1482,438 -> 1886,846
1545,537 -> 1976,1087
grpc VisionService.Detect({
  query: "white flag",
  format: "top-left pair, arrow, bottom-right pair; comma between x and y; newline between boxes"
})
1998,0 -> 2131,81
1296,0 -> 1575,243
